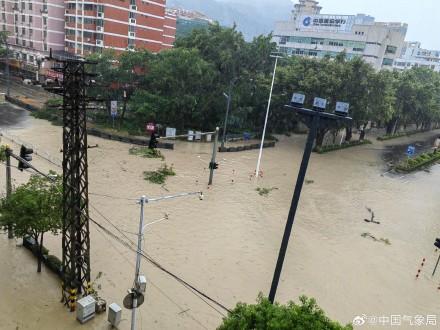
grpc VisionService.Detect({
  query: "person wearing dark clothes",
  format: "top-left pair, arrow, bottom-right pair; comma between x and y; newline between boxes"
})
149,132 -> 158,149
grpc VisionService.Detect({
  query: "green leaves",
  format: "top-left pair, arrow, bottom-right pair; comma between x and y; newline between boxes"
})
218,294 -> 352,330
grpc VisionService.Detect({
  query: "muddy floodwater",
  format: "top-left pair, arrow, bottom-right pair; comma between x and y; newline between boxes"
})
1,113 -> 440,330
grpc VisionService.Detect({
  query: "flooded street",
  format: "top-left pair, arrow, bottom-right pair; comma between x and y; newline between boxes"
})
2,110 -> 440,329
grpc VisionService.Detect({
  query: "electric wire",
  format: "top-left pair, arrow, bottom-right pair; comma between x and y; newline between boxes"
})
87,213 -> 231,315
92,223 -> 209,330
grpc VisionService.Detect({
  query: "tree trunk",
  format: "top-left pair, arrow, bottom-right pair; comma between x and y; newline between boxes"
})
345,126 -> 352,142
386,121 -> 394,135
37,233 -> 44,273
315,129 -> 327,148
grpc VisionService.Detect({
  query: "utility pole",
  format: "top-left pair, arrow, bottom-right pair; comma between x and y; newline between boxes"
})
5,147 -> 12,238
128,191 -> 202,330
208,127 -> 219,185
131,195 -> 146,330
221,85 -> 232,150
268,97 -> 352,304
255,54 -> 282,180
5,40 -> 10,97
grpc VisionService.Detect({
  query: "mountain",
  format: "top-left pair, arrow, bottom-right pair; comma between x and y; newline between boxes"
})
166,0 -> 293,40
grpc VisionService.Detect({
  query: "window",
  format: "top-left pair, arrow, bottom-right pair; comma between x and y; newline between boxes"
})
29,40 -> 33,48
84,4 -> 94,10
15,37 -> 18,45
22,39 -> 25,46
28,55 -> 34,63
29,28 -> 32,36
129,25 -> 135,32
353,48 -> 364,52
15,14 -> 18,21
129,12 -> 135,19
279,36 -> 287,45
382,58 -> 394,66
15,26 -> 18,33
43,43 -> 47,51
1,1 -> 4,7
29,16 -> 32,23
43,17 -> 47,25
43,30 -> 47,38
21,27 -> 25,34
1,13 -> 5,20
28,2 -> 31,10
385,45 -> 397,54
20,1 -> 24,10
22,14 -> 25,22
2,24 -> 5,31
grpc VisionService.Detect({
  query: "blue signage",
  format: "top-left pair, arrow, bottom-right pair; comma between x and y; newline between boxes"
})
303,17 -> 311,26
407,145 -> 415,156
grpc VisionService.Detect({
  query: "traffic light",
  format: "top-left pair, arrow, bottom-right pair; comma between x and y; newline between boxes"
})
209,162 -> 218,170
18,145 -> 33,171
434,238 -> 440,249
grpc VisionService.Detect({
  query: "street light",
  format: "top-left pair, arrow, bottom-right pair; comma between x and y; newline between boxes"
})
255,53 -> 284,179
268,93 -> 352,304
221,77 -> 239,150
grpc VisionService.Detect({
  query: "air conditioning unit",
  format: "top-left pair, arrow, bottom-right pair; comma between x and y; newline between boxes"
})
130,5 -> 137,11
128,32 -> 135,38
129,18 -> 136,24
96,39 -> 103,46
97,12 -> 104,18
96,26 -> 103,32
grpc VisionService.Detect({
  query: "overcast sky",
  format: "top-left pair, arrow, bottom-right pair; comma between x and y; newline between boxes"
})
221,0 -> 439,49
315,0 -> 439,49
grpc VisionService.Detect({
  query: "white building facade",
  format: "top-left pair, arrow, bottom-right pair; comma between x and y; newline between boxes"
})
273,0 -> 408,70
393,42 -> 440,72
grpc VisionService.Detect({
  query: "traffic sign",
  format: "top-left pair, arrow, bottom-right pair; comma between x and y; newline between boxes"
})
146,122 -> 155,133
123,291 -> 145,309
110,100 -> 118,117
407,145 -> 415,156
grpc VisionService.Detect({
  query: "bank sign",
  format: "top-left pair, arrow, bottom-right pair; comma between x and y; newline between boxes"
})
299,15 -> 355,32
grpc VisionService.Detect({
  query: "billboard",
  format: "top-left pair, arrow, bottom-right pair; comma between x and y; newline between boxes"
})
298,15 -> 355,32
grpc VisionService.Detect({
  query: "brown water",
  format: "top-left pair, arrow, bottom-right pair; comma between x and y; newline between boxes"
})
1,117 -> 440,330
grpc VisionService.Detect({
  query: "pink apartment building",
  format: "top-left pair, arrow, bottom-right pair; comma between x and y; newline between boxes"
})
0,0 -> 65,77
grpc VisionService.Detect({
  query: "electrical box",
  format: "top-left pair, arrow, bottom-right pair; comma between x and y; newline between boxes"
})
335,102 -> 350,116
137,275 -> 147,293
108,303 -> 122,327
313,97 -> 327,111
291,93 -> 305,107
77,295 -> 96,324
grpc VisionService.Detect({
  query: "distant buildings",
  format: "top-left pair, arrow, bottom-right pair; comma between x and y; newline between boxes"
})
393,42 -> 440,72
0,0 -> 176,79
166,7 -> 213,38
273,0 -> 408,70
65,0 -> 176,56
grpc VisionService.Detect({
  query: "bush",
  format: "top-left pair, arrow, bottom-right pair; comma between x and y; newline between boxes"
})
218,294 -> 352,330
143,164 -> 175,184
377,129 -> 430,141
314,140 -> 372,154
395,150 -> 440,172
129,147 -> 164,160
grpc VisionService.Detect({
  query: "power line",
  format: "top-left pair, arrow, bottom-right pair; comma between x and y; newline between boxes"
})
87,213 -> 231,315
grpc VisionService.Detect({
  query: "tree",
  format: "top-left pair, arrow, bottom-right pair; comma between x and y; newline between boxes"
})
0,173 -> 62,272
218,294 -> 352,330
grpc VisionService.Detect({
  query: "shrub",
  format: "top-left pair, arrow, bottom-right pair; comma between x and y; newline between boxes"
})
314,140 -> 371,154
129,147 -> 164,160
395,150 -> 440,172
218,294 -> 352,330
143,164 -> 175,184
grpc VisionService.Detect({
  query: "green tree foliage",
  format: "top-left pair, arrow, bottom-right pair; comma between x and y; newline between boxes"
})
0,173 -> 62,272
83,25 -> 440,145
218,295 -> 352,330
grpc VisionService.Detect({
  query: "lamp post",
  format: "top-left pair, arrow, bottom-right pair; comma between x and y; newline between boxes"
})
268,94 -> 352,304
255,54 -> 283,179
221,77 -> 240,150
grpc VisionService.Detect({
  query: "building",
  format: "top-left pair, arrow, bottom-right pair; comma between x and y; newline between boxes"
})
273,0 -> 408,70
0,0 -> 65,77
393,41 -> 440,72
65,0 -> 176,56
166,7 -> 212,39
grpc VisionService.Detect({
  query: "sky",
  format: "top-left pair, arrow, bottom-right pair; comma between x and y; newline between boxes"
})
221,0 -> 439,50
315,0 -> 439,49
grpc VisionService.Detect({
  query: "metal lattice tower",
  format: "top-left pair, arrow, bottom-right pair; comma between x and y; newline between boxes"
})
46,54 -> 97,308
